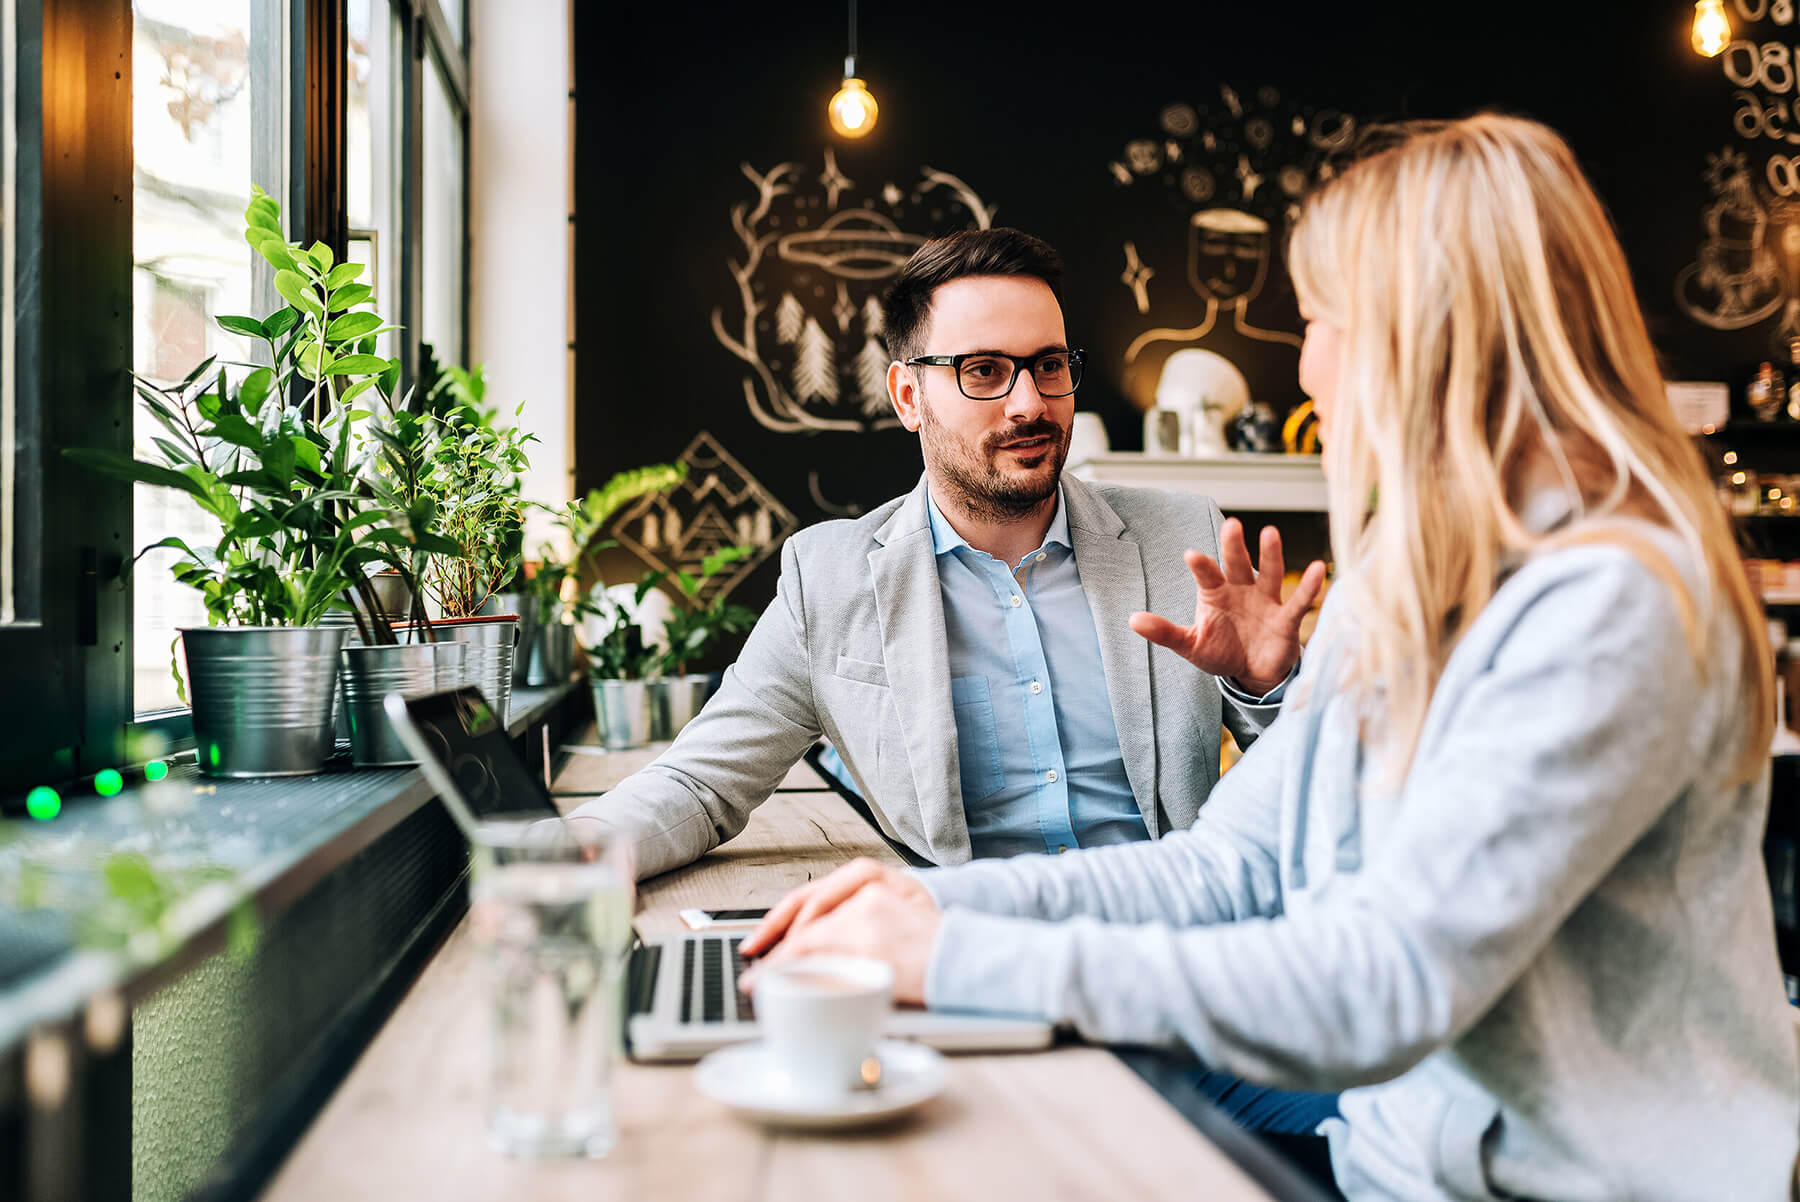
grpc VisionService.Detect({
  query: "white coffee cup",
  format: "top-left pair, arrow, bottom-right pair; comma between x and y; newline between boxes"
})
754,955 -> 893,1101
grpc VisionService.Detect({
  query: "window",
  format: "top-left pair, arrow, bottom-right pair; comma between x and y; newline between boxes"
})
0,0 -> 15,627
130,0 -> 287,713
421,49 -> 464,365
3,0 -> 473,775
347,0 -> 401,361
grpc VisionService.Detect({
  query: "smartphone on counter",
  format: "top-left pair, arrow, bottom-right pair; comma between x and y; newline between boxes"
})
678,907 -> 770,930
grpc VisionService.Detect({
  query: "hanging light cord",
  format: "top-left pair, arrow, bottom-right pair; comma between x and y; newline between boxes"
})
847,0 -> 858,76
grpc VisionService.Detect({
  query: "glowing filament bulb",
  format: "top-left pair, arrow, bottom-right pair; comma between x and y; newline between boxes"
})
1693,0 -> 1730,57
829,78 -> 878,138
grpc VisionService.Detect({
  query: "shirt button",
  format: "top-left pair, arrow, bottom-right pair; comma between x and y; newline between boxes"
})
1056,844 -> 1068,854
1035,552 -> 1046,563
1009,594 -> 1022,608
1046,769 -> 1059,783
1030,680 -> 1043,695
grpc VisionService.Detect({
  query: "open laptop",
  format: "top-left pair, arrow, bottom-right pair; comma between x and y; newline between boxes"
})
384,686 -> 1055,1062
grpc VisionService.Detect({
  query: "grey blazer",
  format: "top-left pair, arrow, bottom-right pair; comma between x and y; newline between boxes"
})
573,474 -> 1283,879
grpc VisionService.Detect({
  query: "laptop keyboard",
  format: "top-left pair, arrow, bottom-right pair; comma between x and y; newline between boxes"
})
680,935 -> 753,1024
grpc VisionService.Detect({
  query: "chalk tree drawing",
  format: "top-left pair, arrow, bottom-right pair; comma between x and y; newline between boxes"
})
792,317 -> 840,404
1108,85 -> 1354,413
711,152 -> 996,434
855,337 -> 890,415
608,431 -> 797,606
1677,147 -> 1785,331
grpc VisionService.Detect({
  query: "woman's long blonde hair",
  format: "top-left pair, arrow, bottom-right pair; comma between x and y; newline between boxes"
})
1288,113 -> 1771,786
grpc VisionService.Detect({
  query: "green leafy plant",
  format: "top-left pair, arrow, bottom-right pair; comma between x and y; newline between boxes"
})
584,577 -> 668,681
649,545 -> 759,676
66,186 -> 446,644
417,361 -> 538,619
525,462 -> 689,623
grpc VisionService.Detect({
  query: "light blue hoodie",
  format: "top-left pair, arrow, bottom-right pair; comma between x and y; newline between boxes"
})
919,521 -> 1800,1200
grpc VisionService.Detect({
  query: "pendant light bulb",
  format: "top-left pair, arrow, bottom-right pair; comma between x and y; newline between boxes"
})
829,72 -> 878,138
1693,0 -> 1731,57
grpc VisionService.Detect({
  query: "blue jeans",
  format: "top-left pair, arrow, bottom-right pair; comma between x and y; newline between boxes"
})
1188,1067 -> 1343,1197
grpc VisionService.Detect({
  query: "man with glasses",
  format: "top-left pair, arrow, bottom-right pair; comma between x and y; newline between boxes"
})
567,228 -> 1323,879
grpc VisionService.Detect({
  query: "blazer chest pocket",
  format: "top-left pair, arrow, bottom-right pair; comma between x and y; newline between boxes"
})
834,654 -> 889,688
951,674 -> 1005,804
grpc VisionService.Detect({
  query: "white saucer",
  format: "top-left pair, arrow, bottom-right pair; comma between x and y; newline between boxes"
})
693,1038 -> 947,1130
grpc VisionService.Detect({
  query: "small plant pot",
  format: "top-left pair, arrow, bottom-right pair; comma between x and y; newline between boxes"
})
402,614 -> 519,723
182,625 -> 350,777
338,643 -> 442,766
647,674 -> 712,741
368,570 -> 415,623
488,591 -> 539,686
526,610 -> 577,686
592,679 -> 650,750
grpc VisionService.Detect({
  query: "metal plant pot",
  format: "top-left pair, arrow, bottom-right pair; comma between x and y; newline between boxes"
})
430,614 -> 519,723
368,571 -> 415,622
489,591 -> 539,686
526,606 -> 576,686
647,673 -> 712,741
182,625 -> 349,777
592,679 -> 650,750
338,643 -> 442,766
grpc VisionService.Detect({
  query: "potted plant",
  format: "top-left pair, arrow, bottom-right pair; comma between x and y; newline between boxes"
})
410,356 -> 537,721
643,545 -> 758,739
69,187 -> 437,775
519,462 -> 688,686
583,579 -> 668,750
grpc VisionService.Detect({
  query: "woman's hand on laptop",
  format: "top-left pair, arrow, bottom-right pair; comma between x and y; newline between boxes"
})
736,865 -> 941,1005
740,857 -> 928,956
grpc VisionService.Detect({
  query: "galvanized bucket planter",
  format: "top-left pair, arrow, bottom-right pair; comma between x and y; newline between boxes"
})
526,606 -> 576,686
646,674 -> 712,741
487,592 -> 538,686
181,625 -> 349,777
592,679 -> 651,750
421,614 -> 519,723
338,641 -> 467,766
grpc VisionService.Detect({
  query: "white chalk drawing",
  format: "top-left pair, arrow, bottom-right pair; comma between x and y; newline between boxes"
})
1110,84 -> 1351,413
775,292 -> 804,344
1677,146 -> 1787,330
808,470 -> 864,518
712,153 -> 996,434
1121,241 -> 1155,313
609,431 -> 798,606
792,317 -> 840,404
855,337 -> 890,415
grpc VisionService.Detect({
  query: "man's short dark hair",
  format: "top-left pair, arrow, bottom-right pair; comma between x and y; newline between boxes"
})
881,228 -> 1064,363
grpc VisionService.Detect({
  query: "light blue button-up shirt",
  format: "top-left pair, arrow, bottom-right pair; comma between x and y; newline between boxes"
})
919,485 -> 1146,857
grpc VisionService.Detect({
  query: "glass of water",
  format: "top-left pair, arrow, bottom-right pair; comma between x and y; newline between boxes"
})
468,818 -> 635,1159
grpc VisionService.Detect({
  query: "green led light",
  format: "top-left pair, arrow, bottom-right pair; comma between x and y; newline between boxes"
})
144,759 -> 169,782
94,769 -> 124,797
25,787 -> 61,821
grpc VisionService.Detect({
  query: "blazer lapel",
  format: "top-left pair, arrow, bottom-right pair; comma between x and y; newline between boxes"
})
1063,477 -> 1160,836
868,478 -> 969,863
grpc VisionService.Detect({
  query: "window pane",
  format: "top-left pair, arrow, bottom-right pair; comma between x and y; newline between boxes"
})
347,0 -> 400,359
422,55 -> 463,365
1,0 -> 15,626
436,0 -> 462,54
131,0 -> 286,712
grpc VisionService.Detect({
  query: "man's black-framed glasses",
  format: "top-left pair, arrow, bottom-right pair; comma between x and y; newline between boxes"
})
905,348 -> 1086,400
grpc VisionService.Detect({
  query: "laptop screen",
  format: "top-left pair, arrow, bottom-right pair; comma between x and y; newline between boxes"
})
387,686 -> 560,831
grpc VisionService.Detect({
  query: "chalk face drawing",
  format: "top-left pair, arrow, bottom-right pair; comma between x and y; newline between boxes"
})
607,431 -> 798,606
1107,85 -> 1354,419
712,150 -> 995,435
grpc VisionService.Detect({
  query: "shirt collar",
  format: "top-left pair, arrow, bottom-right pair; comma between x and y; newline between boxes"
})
925,483 -> 1072,561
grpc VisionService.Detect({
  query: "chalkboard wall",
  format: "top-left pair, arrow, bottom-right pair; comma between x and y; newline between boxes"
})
572,1 -> 1768,627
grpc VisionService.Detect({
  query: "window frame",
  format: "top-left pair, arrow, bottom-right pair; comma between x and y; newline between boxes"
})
0,0 -> 473,789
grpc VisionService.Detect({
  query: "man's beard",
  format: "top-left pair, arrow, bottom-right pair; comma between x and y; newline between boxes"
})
918,388 -> 1070,523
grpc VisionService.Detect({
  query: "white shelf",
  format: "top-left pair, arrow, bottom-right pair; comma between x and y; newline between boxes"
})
1069,452 -> 1327,512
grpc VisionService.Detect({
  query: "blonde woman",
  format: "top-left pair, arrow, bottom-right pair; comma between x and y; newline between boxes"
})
740,114 -> 1800,1200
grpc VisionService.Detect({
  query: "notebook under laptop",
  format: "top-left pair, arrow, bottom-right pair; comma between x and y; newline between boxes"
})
384,686 -> 1055,1062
